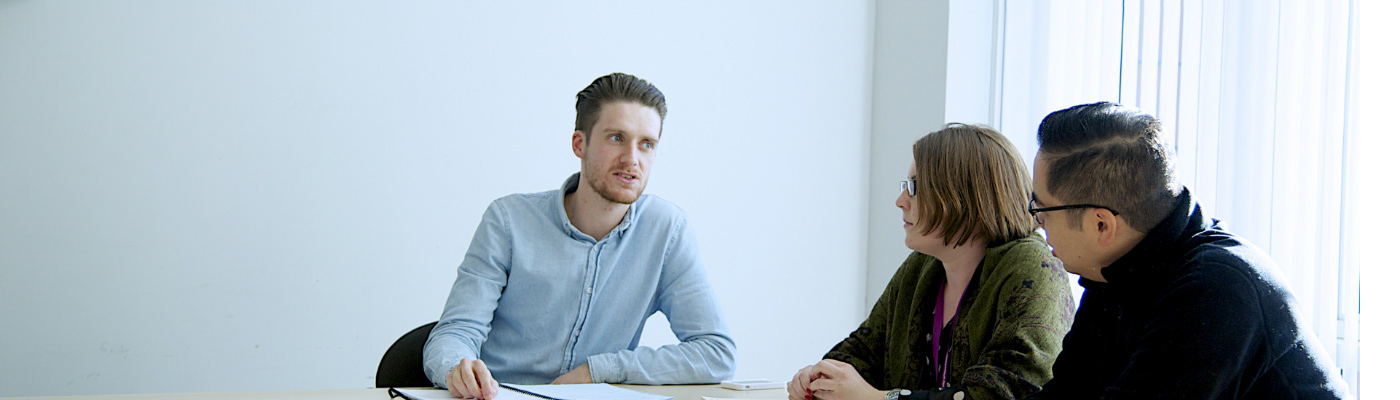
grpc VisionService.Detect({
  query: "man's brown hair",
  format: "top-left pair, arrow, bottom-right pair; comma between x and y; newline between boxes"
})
912,123 -> 1037,246
574,73 -> 667,141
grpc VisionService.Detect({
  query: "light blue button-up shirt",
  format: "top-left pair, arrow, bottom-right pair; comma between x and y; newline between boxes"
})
423,173 -> 736,387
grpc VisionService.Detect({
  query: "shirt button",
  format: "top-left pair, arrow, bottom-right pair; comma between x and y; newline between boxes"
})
926,334 -> 932,341
586,286 -> 592,294
924,357 -> 931,365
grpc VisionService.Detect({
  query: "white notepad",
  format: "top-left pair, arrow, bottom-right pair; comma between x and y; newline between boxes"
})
388,384 -> 672,400
503,383 -> 672,400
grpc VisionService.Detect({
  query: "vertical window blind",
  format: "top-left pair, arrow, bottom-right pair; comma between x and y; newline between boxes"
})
995,0 -> 1360,396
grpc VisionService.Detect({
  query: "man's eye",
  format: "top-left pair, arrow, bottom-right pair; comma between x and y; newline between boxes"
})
609,135 -> 622,142
642,142 -> 654,150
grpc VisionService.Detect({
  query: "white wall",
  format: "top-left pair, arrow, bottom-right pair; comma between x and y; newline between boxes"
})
944,0 -> 1000,127
865,0 -> 948,308
865,0 -> 1004,309
0,1 -> 873,396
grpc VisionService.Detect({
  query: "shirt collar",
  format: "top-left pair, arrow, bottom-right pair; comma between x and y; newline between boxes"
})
1100,187 -> 1211,288
555,172 -> 636,241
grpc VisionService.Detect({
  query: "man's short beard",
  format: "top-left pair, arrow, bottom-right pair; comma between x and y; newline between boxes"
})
584,168 -> 642,205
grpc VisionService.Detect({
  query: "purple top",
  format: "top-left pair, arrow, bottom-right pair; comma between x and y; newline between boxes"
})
930,279 -> 965,388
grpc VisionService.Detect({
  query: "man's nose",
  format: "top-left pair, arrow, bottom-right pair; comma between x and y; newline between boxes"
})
619,145 -> 639,165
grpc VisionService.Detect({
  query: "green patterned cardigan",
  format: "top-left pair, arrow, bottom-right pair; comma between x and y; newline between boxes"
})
825,234 -> 1076,400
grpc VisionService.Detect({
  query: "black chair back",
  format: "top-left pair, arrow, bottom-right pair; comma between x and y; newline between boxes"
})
375,321 -> 438,388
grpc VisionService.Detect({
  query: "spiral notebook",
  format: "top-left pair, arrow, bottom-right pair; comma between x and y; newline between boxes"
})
388,383 -> 671,400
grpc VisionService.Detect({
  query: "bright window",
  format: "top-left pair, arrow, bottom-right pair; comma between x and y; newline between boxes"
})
995,0 -> 1360,396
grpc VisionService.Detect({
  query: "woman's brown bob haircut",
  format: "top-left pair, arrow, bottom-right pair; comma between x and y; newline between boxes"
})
912,123 -> 1037,247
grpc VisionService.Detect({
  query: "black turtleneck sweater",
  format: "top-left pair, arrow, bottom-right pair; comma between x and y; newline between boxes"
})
1028,189 -> 1350,399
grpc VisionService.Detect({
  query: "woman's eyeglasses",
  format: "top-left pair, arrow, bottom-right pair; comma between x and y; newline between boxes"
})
899,179 -> 916,197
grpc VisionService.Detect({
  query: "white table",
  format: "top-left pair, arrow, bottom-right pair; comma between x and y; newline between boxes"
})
2,385 -> 788,400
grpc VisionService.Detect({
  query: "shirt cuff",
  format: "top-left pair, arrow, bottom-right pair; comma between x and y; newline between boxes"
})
587,352 -> 623,383
427,357 -> 461,389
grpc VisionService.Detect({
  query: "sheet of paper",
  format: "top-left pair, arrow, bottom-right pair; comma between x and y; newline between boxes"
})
502,383 -> 672,400
390,388 -> 455,400
392,388 -> 538,400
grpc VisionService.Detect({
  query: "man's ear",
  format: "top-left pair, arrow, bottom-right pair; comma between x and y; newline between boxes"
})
571,130 -> 587,158
1094,209 -> 1118,246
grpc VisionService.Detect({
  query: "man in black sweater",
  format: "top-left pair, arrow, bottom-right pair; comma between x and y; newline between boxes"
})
1024,102 -> 1350,399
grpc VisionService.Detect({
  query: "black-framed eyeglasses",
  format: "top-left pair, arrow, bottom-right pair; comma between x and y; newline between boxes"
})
899,178 -> 916,196
1028,199 -> 1119,225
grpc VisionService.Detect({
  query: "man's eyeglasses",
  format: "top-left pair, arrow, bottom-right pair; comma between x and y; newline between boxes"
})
1027,199 -> 1119,225
899,179 -> 916,196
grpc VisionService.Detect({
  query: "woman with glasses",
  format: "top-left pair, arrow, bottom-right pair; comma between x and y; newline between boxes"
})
788,124 -> 1075,400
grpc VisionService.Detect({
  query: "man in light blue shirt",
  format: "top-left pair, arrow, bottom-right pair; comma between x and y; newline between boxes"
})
423,73 -> 736,399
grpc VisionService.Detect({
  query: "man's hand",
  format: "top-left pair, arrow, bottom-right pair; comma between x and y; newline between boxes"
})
788,364 -> 820,400
550,362 -> 592,384
446,359 -> 499,399
807,359 -> 884,400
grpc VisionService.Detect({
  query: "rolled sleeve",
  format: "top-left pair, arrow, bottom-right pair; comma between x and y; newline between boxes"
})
589,217 -> 737,384
587,352 -> 623,383
422,201 -> 512,388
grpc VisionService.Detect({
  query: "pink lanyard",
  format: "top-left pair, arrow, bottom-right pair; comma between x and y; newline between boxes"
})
930,280 -> 957,388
